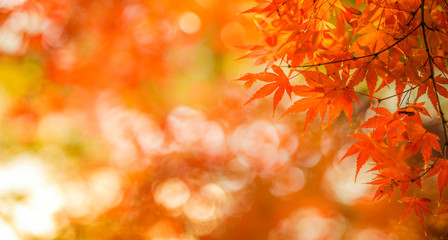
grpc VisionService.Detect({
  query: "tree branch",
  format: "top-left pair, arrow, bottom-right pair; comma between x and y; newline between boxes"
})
399,0 -> 448,183
283,25 -> 420,68
421,0 -> 448,146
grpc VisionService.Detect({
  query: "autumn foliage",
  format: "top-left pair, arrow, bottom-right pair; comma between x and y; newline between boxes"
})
2,0 -> 448,239
238,0 -> 448,234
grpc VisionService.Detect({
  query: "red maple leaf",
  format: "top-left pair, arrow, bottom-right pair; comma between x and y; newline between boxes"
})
405,122 -> 441,165
426,159 -> 448,203
400,197 -> 432,235
415,76 -> 448,115
341,132 -> 417,183
357,107 -> 407,143
437,200 -> 448,216
397,102 -> 431,124
340,133 -> 381,181
368,174 -> 398,201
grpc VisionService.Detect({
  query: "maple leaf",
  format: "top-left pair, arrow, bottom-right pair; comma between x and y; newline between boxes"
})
238,65 -> 292,115
241,0 -> 284,15
397,102 -> 431,125
426,159 -> 448,203
368,174 -> 398,201
399,176 -> 422,198
342,132 -> 416,184
324,67 -> 361,126
357,108 -> 395,131
238,45 -> 280,66
236,71 -> 277,89
353,24 -> 395,54
281,87 -> 328,130
415,76 -> 448,115
405,122 -> 441,166
343,5 -> 361,16
238,0 -> 448,235
340,133 -> 394,181
368,142 -> 414,172
365,61 -> 379,103
399,197 -> 432,235
398,103 -> 430,117
437,200 -> 448,216
357,107 -> 407,144
282,70 -> 359,129
340,134 -> 374,181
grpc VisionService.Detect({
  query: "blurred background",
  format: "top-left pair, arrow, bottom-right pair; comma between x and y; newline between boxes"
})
0,0 -> 444,239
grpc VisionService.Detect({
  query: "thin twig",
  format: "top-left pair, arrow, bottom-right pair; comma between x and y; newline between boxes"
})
283,25 -> 420,68
421,0 -> 448,146
399,0 -> 448,183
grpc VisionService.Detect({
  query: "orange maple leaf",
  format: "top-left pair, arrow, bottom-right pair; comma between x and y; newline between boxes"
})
340,133 -> 396,181
405,122 -> 441,165
426,159 -> 448,203
281,70 -> 359,130
357,107 -> 408,145
400,197 -> 432,235
368,174 -> 398,201
437,200 -> 448,216
415,76 -> 448,115
340,133 -> 377,181
397,102 -> 431,124
238,65 -> 292,115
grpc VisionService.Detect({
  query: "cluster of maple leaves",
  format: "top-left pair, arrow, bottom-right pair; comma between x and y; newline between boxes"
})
3,0 -> 448,237
238,0 -> 448,233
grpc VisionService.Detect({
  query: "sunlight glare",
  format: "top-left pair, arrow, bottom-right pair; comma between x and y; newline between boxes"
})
229,120 -> 296,175
179,12 -> 201,34
13,204 -> 57,238
200,121 -> 226,157
0,0 -> 27,9
0,28 -> 22,54
270,208 -> 346,240
350,228 -> 396,240
155,178 -> 191,210
0,219 -> 18,240
270,167 -> 306,197
183,195 -> 216,222
62,181 -> 91,217
0,154 -> 62,238
167,106 -> 206,145
88,168 -> 122,211
200,184 -> 227,218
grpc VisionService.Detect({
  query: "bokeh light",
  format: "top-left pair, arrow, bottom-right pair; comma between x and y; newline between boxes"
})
155,178 -> 191,210
179,12 -> 201,35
